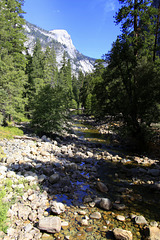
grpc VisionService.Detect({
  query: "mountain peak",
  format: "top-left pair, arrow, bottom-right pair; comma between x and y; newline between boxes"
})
49,29 -> 75,56
50,29 -> 70,38
24,21 -> 95,75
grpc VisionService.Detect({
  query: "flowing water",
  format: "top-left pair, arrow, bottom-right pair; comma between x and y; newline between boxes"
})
45,115 -> 160,240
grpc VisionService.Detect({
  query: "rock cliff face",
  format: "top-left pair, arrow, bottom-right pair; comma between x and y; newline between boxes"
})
24,21 -> 95,75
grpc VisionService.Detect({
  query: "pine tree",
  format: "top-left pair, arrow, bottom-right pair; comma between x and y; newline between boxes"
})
43,45 -> 58,86
58,52 -> 73,108
100,0 -> 160,137
115,0 -> 157,59
31,84 -> 68,134
0,0 -> 27,123
29,39 -> 45,95
59,52 -> 72,91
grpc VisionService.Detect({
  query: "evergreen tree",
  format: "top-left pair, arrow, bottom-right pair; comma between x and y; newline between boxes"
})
43,45 -> 58,86
59,52 -> 72,91
99,0 -> 160,138
25,39 -> 45,117
115,0 -> 157,59
58,52 -> 73,108
80,74 -> 93,112
72,75 -> 79,108
30,39 -> 44,93
0,0 -> 27,123
31,84 -> 68,134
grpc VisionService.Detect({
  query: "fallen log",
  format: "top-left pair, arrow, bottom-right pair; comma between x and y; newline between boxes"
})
14,135 -> 39,141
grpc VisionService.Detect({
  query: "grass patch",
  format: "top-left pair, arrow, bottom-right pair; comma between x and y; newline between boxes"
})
0,126 -> 24,140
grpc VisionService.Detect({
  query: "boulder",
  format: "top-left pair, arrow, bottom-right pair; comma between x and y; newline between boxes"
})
99,198 -> 112,210
38,216 -> 61,233
144,226 -> 160,240
113,228 -> 133,240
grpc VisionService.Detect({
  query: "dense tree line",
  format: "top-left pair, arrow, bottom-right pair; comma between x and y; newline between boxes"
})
0,0 -> 85,133
1,0 -> 160,142
80,0 -> 160,143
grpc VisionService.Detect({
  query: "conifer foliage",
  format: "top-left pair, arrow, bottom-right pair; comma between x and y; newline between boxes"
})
1,0 -> 160,142
80,0 -> 160,142
0,0 -> 27,124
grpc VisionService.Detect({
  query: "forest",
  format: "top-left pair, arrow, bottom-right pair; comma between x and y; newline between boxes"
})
1,0 -> 160,147
1,1 -> 160,239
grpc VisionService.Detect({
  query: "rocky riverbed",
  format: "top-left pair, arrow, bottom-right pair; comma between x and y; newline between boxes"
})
0,115 -> 160,239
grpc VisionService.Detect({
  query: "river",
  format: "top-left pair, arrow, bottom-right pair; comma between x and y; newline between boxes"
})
49,115 -> 160,240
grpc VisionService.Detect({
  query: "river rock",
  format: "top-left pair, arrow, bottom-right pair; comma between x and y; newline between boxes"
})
96,181 -> 108,193
90,211 -> 101,219
49,173 -> 60,184
61,221 -> 69,227
17,205 -> 31,220
87,151 -> 93,158
113,203 -> 126,210
50,201 -> 65,215
81,219 -> 89,226
113,228 -> 133,240
116,215 -> 125,221
28,211 -> 37,222
135,215 -> 148,225
150,221 -> 158,227
24,223 -> 33,233
144,226 -> 160,240
38,216 -> 61,233
78,210 -> 86,215
99,198 -> 112,210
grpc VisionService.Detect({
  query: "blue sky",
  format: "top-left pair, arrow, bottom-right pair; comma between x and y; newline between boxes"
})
23,0 -> 121,59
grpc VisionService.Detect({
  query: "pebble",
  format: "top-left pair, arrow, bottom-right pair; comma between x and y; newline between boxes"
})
78,210 -> 86,215
116,215 -> 126,222
81,219 -> 89,226
90,211 -> 101,219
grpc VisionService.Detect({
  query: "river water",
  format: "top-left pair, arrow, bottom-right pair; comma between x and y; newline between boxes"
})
45,115 -> 160,240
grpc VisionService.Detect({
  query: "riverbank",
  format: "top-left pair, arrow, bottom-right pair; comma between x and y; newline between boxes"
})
0,116 -> 160,239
